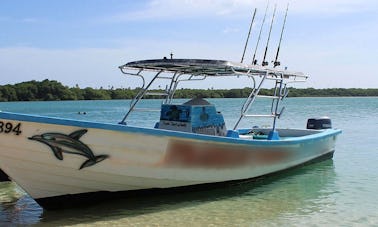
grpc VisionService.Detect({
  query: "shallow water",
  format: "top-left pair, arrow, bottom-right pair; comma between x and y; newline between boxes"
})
0,97 -> 377,226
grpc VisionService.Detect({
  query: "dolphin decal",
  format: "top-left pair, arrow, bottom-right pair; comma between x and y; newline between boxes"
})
29,129 -> 109,170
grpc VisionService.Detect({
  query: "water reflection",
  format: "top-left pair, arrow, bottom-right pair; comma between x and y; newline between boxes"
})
0,160 -> 336,226
27,160 -> 337,226
0,182 -> 42,225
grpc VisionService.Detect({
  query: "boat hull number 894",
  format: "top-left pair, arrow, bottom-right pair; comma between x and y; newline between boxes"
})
0,121 -> 22,135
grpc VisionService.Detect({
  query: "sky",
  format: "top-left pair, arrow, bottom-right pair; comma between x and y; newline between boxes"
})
1,0 -> 378,89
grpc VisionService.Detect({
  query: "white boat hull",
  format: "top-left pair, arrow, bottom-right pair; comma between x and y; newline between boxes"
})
0,112 -> 341,209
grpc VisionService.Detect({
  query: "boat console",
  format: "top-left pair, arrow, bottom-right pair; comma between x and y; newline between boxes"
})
157,98 -> 227,136
119,58 -> 308,140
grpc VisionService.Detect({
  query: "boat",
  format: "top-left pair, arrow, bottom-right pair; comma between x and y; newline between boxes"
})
0,58 -> 341,209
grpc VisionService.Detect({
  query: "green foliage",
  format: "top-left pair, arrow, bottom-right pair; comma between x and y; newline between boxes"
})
287,87 -> 378,97
82,87 -> 111,100
0,80 -> 377,102
0,85 -> 18,101
109,88 -> 135,99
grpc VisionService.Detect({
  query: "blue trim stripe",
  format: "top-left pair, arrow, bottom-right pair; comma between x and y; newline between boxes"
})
0,111 -> 342,146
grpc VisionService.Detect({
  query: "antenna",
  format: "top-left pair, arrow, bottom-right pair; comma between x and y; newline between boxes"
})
262,3 -> 277,67
274,2 -> 289,67
241,8 -> 257,63
252,0 -> 269,65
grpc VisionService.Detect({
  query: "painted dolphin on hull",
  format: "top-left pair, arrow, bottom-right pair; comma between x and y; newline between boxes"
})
29,129 -> 109,170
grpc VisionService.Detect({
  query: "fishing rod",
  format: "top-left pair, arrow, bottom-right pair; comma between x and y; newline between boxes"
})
261,3 -> 277,67
241,8 -> 257,63
274,2 -> 289,67
252,0 -> 269,65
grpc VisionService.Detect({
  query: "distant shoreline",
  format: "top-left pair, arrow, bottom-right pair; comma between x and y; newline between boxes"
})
0,80 -> 377,102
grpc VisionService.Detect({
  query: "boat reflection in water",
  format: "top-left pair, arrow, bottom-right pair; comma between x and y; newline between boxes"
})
36,160 -> 337,225
0,182 -> 42,225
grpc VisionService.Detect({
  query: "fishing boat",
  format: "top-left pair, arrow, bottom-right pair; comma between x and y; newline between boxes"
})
0,58 -> 341,209
0,3 -> 342,209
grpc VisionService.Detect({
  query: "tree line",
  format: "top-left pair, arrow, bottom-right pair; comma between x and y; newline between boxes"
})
0,79 -> 377,102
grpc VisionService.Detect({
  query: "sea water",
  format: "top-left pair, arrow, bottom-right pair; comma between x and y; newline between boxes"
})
0,97 -> 377,226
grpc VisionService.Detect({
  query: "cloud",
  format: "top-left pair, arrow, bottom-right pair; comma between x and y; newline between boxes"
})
21,18 -> 38,23
223,27 -> 240,34
0,43 -> 240,89
0,47 -> 126,88
290,0 -> 378,15
1,0 -> 377,89
106,0 -> 267,22
1,41 -> 377,89
105,0 -> 378,23
0,16 -> 40,24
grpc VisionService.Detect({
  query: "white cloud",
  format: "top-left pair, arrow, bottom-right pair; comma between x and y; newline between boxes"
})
106,0 -> 378,22
0,16 -> 40,24
2,0 -> 377,89
107,0 -> 267,22
1,41 -> 377,89
0,47 -> 126,88
223,27 -> 240,34
21,18 -> 38,23
0,43 -> 241,89
290,0 -> 378,15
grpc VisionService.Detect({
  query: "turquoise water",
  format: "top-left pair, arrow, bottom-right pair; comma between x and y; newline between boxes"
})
0,97 -> 377,226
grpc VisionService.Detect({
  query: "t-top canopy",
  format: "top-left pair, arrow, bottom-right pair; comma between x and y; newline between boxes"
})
119,58 -> 308,79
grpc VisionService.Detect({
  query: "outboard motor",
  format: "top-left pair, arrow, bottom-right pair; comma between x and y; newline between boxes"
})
307,117 -> 332,129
